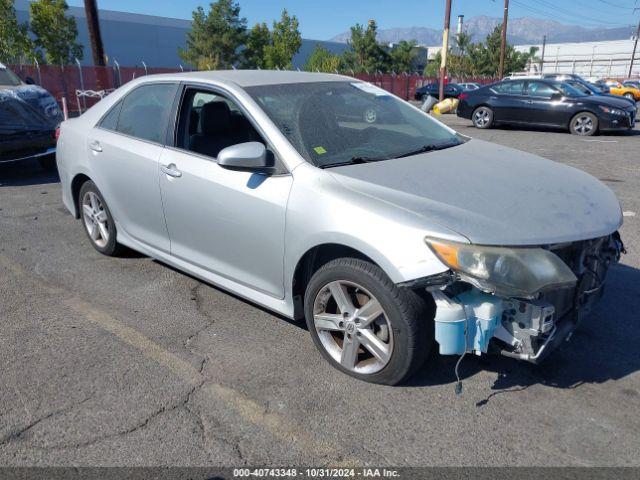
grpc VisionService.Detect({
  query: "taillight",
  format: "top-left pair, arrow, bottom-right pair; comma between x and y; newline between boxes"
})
55,126 -> 61,142
459,92 -> 469,100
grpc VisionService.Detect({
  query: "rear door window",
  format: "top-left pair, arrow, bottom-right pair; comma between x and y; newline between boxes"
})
115,83 -> 178,144
98,101 -> 122,131
526,81 -> 557,99
491,81 -> 524,95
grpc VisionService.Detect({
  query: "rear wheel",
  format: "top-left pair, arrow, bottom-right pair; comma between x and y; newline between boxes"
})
472,106 -> 494,129
570,112 -> 598,136
304,258 -> 432,385
624,93 -> 635,100
78,180 -> 122,256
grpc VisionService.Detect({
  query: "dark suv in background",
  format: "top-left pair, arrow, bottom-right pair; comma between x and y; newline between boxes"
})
1,62 -> 62,170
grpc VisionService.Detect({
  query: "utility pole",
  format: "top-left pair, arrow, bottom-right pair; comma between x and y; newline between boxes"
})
84,0 -> 105,66
630,18 -> 640,77
539,35 -> 546,73
498,0 -> 509,79
439,0 -> 452,101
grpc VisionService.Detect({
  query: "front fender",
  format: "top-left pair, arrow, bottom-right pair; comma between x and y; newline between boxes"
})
284,164 -> 457,294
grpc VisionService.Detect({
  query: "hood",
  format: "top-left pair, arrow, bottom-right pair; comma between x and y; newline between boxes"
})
0,85 -> 62,130
328,139 -> 622,246
582,94 -> 636,109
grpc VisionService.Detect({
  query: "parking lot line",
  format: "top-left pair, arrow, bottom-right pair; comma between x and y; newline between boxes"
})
0,253 -> 357,465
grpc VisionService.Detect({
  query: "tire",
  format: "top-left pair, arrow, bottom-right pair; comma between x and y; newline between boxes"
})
303,258 -> 433,385
624,93 -> 635,100
569,112 -> 598,136
38,154 -> 57,172
472,106 -> 494,129
78,180 -> 122,256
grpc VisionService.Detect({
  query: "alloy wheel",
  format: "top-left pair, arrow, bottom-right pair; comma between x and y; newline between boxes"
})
473,108 -> 491,127
313,280 -> 393,374
573,114 -> 594,135
82,191 -> 109,248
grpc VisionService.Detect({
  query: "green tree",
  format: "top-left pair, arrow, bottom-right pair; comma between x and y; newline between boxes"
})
423,50 -> 441,77
179,0 -> 247,70
389,40 -> 417,73
304,44 -> 342,72
0,0 -> 36,63
241,22 -> 270,68
465,26 -> 537,77
29,0 -> 82,64
264,9 -> 301,69
343,20 -> 389,73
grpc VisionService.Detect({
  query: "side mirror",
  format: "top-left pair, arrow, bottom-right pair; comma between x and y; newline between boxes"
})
25,76 -> 35,85
550,93 -> 562,101
217,142 -> 275,174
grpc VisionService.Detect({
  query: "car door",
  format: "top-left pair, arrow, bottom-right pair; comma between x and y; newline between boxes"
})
158,85 -> 293,298
523,81 -> 571,126
88,82 -> 178,252
489,80 -> 527,122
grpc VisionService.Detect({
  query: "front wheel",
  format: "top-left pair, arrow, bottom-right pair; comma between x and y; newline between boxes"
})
472,106 -> 494,129
304,258 -> 432,385
570,112 -> 598,136
624,93 -> 635,100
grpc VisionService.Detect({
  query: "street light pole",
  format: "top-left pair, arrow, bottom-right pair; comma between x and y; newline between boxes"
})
498,0 -> 509,79
439,0 -> 452,101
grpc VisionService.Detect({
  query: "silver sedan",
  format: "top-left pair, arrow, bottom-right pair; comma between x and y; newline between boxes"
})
56,71 -> 624,385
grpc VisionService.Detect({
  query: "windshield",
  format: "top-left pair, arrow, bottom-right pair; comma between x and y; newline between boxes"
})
553,81 -> 588,97
245,81 -> 462,168
0,66 -> 23,87
565,80 -> 595,95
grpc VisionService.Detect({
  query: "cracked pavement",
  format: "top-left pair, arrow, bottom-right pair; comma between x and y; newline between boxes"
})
0,116 -> 639,466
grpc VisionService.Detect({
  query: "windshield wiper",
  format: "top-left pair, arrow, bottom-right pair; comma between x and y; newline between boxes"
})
319,155 -> 387,169
396,142 -> 459,159
318,141 -> 461,169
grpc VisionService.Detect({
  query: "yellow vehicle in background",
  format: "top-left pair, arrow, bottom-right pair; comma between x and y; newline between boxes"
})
604,79 -> 640,101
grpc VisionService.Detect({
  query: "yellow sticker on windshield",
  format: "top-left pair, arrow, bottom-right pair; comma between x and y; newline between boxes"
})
313,146 -> 327,154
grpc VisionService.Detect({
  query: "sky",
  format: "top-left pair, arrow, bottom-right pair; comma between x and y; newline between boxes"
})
66,0 -> 639,40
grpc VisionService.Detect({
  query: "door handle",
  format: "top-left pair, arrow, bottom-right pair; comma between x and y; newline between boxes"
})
161,163 -> 182,178
526,100 -> 533,104
89,140 -> 103,152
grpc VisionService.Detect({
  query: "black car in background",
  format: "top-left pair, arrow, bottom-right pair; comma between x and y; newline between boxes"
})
623,79 -> 640,90
542,74 -> 635,105
457,78 -> 636,136
1,63 -> 62,170
414,82 -> 463,100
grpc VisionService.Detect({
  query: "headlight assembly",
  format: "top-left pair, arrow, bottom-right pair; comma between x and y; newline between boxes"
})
425,238 -> 577,298
598,105 -> 624,116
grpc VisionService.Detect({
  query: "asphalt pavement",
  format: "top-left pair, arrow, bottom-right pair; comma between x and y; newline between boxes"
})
0,115 -> 639,467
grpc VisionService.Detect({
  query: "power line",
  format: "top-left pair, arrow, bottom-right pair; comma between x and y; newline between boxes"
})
595,0 -> 636,10
511,0 -> 631,28
526,0 -> 631,26
532,0 -> 631,19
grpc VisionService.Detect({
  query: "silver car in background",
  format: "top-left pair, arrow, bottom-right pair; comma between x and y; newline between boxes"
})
56,71 -> 624,385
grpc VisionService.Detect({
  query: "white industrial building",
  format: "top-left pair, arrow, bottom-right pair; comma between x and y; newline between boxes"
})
515,39 -> 640,78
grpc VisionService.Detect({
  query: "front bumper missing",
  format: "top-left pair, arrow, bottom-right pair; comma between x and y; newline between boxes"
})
431,232 -> 623,364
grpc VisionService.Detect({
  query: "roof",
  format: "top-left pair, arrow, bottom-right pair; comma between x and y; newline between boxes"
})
145,70 -> 355,88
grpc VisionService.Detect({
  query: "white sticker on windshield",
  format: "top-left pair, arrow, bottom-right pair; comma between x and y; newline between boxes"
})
351,82 -> 389,97
0,62 -> 6,69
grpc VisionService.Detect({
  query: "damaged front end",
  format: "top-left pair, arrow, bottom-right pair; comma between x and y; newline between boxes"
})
425,233 -> 624,363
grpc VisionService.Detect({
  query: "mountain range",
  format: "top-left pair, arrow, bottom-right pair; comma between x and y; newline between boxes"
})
329,15 -> 635,45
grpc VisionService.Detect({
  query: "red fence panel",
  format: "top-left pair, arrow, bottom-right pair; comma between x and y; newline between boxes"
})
9,65 -> 498,113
